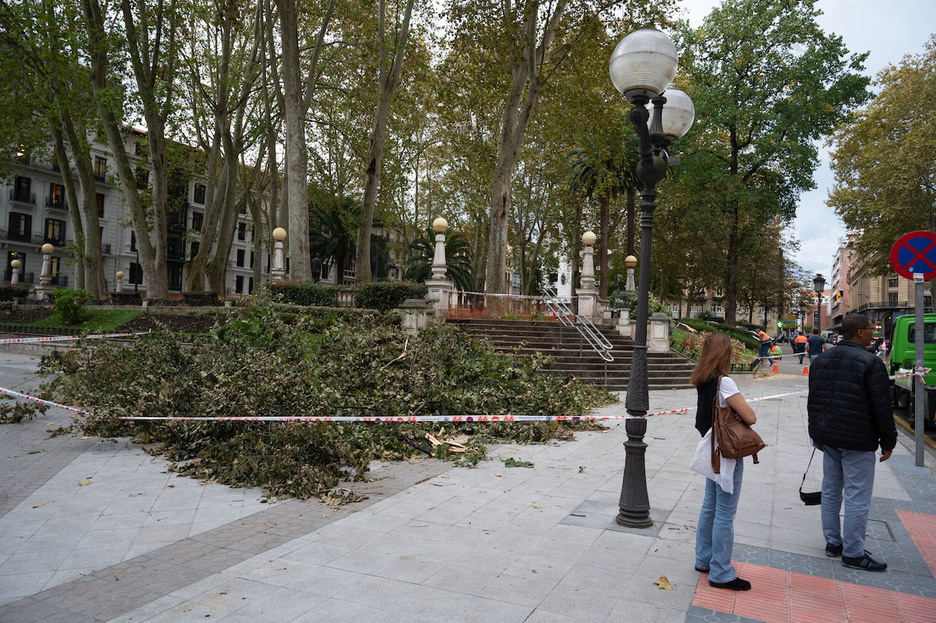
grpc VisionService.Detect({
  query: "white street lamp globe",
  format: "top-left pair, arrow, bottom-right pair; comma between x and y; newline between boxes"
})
582,231 -> 597,246
272,227 -> 287,241
432,217 -> 448,233
10,259 -> 20,269
41,243 -> 54,254
660,87 -> 695,140
116,271 -> 125,280
625,255 -> 637,268
609,28 -> 678,102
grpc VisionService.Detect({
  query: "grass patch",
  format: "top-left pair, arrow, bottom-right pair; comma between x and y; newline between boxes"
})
30,309 -> 144,332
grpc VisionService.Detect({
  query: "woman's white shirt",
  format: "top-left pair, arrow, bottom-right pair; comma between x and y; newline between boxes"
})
718,376 -> 740,408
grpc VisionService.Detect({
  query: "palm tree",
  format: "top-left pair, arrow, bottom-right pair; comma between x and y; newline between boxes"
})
403,227 -> 474,293
569,127 -> 639,298
308,194 -> 389,284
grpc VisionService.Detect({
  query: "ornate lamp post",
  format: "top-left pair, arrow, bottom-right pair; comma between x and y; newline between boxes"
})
271,227 -> 287,282
610,28 -> 694,528
677,275 -> 685,320
625,255 -> 637,292
813,273 -> 826,332
116,270 -> 125,293
10,257 -> 20,285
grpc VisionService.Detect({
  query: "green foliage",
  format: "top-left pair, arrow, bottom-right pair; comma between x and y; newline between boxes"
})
679,318 -> 760,351
268,282 -> 427,312
53,289 -> 92,325
503,457 -> 534,468
607,290 -> 670,317
268,282 -> 341,307
0,397 -> 48,424
669,325 -> 753,366
28,309 -> 144,332
353,282 -> 428,312
43,301 -> 612,502
0,285 -> 30,301
403,227 -> 475,293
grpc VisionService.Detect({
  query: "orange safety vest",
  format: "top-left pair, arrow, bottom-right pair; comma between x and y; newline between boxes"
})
757,330 -> 770,343
794,335 -> 807,345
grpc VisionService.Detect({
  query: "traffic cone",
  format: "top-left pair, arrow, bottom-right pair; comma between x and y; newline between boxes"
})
772,362 -> 779,374
802,364 -> 809,375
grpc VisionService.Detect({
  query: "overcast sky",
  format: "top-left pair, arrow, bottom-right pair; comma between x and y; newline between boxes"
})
674,0 -> 935,283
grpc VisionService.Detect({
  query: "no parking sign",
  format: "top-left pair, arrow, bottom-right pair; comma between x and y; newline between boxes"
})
890,231 -> 936,280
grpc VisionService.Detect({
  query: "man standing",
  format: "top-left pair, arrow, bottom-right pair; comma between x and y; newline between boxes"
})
806,328 -> 826,360
794,332 -> 808,364
807,313 -> 897,571
756,328 -> 773,364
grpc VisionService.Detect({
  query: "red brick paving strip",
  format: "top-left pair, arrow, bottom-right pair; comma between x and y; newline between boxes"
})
692,561 -> 936,622
897,509 -> 936,577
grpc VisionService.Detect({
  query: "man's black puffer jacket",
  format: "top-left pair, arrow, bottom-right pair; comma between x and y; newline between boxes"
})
807,340 -> 897,452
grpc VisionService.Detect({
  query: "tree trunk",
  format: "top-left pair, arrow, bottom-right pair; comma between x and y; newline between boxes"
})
626,187 -> 636,257
355,0 -> 414,283
50,126 -> 87,292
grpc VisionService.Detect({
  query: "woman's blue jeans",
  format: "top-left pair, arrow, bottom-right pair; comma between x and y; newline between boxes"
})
695,458 -> 744,583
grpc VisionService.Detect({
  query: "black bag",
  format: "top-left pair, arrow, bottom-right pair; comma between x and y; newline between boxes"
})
800,447 -> 821,505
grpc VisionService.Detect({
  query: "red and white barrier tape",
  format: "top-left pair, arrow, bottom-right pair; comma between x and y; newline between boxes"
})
0,386 -> 826,423
454,290 -> 576,301
0,387 -> 89,414
0,331 -> 151,345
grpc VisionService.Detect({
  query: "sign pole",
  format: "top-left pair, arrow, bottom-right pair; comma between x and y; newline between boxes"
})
914,272 -> 924,467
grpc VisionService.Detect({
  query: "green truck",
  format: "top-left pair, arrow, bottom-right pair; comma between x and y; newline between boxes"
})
887,313 -> 936,428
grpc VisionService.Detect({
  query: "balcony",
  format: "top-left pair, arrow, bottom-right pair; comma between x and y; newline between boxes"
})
4,270 -> 35,284
858,301 -> 908,312
46,196 -> 68,211
50,275 -> 69,286
9,189 -> 36,205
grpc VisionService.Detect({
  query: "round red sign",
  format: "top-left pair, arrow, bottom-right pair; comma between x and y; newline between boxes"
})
890,230 -> 936,280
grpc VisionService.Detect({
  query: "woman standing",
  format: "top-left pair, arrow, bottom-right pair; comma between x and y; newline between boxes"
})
690,333 -> 757,591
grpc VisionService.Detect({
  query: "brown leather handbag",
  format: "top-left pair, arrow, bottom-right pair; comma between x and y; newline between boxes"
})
710,375 -> 765,474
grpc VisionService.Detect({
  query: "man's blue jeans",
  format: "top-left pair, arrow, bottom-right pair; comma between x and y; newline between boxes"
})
696,458 -> 744,583
759,342 -> 773,364
821,446 -> 876,559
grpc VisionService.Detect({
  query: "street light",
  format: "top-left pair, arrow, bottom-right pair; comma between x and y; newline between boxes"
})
813,273 -> 825,332
798,299 -> 807,332
677,275 -> 685,320
610,27 -> 694,528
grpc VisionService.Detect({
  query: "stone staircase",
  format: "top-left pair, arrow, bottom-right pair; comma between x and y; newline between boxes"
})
447,318 -> 696,392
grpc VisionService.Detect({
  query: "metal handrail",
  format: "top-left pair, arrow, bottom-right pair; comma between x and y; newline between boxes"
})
541,287 -> 614,362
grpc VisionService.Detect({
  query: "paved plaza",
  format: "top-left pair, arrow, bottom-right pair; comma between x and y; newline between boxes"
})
1,347 -> 936,622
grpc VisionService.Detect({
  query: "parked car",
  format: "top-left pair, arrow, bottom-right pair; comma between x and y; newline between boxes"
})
887,313 -> 936,429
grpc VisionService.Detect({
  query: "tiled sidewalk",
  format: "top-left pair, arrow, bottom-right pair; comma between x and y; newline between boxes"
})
2,349 -> 936,622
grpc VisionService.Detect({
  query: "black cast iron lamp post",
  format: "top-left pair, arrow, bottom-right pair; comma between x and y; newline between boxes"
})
677,275 -> 685,320
813,273 -> 825,332
610,27 -> 694,528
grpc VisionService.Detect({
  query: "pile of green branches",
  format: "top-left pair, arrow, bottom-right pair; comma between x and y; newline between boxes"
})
42,301 -> 613,502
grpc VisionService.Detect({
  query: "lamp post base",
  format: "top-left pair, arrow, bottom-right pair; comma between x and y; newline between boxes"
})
615,417 -> 653,528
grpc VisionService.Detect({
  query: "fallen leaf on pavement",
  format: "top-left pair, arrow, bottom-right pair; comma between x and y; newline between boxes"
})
78,480 -> 92,486
654,575 -> 673,590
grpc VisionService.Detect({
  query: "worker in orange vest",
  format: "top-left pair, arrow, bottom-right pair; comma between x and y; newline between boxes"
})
793,332 -> 808,364
755,329 -> 773,363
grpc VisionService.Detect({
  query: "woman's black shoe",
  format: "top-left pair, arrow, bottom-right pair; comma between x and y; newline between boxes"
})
709,577 -> 752,591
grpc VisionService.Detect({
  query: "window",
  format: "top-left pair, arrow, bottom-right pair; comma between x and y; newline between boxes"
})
190,241 -> 200,258
94,156 -> 107,181
236,249 -> 245,268
134,167 -> 149,190
96,193 -> 104,218
235,275 -> 244,294
12,176 -> 31,202
248,277 -> 254,294
249,251 -> 254,269
48,183 -> 66,209
129,262 -> 143,285
44,219 -> 66,245
193,184 -> 206,204
8,212 -> 31,242
130,230 -> 137,252
191,211 -> 203,231
888,292 -> 898,305
237,222 -> 246,241
167,235 -> 184,260
888,278 -> 898,288
168,263 -> 183,291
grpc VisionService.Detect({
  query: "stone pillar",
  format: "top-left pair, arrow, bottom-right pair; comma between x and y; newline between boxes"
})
425,217 -> 453,318
10,258 -> 20,285
33,243 -> 55,302
647,312 -> 670,353
616,309 -> 632,338
400,298 -> 430,336
577,231 -> 598,319
624,255 -> 637,292
270,227 -> 287,282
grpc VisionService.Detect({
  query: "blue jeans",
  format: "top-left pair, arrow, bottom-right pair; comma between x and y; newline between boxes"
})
696,458 -> 744,583
759,343 -> 774,364
821,446 -> 876,558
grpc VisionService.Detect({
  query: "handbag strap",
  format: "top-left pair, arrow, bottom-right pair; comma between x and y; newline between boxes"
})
800,447 -> 817,491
